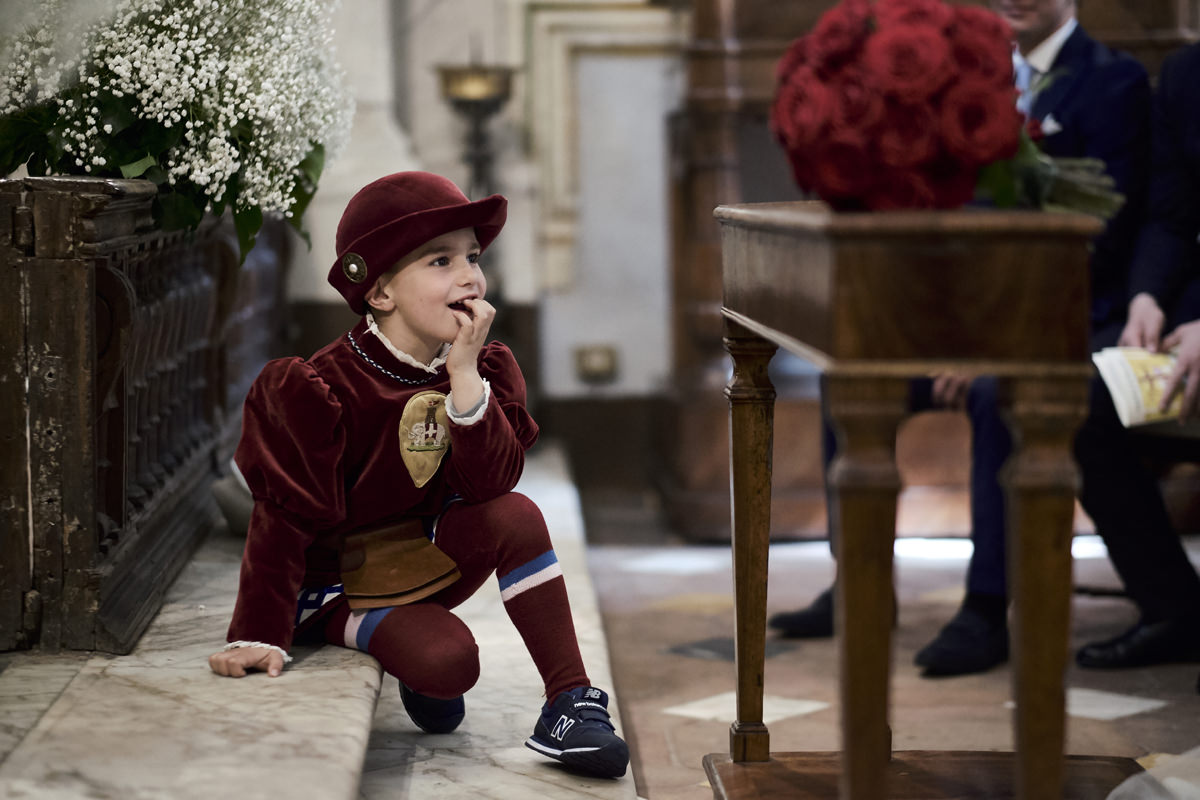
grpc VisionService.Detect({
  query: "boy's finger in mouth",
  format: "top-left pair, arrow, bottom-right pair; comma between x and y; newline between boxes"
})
448,300 -> 475,318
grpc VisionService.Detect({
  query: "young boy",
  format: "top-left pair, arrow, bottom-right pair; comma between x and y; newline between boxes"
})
208,171 -> 629,780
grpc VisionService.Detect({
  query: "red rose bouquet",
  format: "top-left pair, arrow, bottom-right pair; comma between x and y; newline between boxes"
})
771,0 -> 1025,210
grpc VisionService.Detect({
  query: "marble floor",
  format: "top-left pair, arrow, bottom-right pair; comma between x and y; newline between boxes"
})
0,538 -> 383,800
585,490 -> 1200,800
0,443 -> 636,800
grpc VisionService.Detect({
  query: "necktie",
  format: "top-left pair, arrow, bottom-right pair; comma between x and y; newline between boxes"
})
1015,60 -> 1036,117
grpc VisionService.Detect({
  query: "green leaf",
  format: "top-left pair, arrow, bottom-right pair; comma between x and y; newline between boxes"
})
975,160 -> 1019,209
0,118 -> 29,176
97,93 -> 137,136
285,204 -> 314,250
140,119 -> 183,155
156,188 -> 205,231
231,119 -> 254,144
233,204 -> 264,263
142,164 -> 169,185
208,176 -> 238,220
286,175 -> 317,243
1015,128 -> 1043,163
120,153 -> 157,178
299,142 -> 325,185
283,142 -> 325,251
0,100 -> 58,175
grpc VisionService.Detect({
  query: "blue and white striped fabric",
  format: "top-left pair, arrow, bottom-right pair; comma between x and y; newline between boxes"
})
343,606 -> 393,651
498,550 -> 562,602
295,583 -> 344,626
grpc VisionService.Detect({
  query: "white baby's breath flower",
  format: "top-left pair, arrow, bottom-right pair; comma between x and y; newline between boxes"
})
2,0 -> 353,227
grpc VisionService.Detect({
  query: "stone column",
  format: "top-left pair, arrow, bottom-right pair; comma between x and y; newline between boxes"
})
288,0 -> 420,308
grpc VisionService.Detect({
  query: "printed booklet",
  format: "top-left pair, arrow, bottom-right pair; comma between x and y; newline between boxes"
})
1091,347 -> 1182,427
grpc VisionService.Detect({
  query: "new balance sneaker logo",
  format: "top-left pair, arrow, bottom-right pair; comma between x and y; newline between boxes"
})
525,688 -> 629,778
551,715 -> 576,741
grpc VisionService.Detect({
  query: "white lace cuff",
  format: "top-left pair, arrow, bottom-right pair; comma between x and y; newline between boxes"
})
223,640 -> 293,664
447,379 -> 491,426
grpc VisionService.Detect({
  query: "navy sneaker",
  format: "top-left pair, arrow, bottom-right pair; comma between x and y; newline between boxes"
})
400,681 -> 465,734
525,686 -> 629,778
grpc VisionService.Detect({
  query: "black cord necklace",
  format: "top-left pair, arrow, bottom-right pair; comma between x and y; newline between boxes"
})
346,329 -> 439,386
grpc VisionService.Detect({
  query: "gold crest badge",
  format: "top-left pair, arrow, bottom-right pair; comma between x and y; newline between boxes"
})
399,391 -> 451,487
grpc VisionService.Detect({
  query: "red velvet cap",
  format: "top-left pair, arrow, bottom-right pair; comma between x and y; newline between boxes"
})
328,171 -> 507,313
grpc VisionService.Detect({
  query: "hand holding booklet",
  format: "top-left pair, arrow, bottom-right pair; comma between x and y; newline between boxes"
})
1092,347 -> 1184,427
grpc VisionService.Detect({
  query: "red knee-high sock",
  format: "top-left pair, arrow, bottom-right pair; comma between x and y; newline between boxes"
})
502,572 -> 589,703
435,493 -> 591,703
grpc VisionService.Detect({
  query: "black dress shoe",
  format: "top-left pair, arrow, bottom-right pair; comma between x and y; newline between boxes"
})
915,604 -> 1008,677
769,585 -> 899,639
1076,620 -> 1200,669
769,586 -> 834,639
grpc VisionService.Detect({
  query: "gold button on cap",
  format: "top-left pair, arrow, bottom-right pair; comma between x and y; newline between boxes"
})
342,252 -> 368,283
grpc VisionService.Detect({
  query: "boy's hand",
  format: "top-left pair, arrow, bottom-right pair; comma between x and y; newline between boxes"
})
448,297 -> 495,369
209,646 -> 285,678
447,298 -> 495,411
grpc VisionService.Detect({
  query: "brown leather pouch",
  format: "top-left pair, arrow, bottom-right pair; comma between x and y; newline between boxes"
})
339,520 -> 460,610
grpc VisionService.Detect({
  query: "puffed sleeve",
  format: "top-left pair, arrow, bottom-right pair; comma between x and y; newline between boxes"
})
444,342 -> 539,502
226,358 -> 347,650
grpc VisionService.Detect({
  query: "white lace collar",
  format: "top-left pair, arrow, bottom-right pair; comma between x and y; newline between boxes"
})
365,315 -> 449,374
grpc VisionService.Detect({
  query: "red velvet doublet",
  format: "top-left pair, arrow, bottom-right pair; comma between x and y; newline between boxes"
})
227,317 -> 538,650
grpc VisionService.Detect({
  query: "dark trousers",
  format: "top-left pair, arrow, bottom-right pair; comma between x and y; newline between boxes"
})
1075,373 -> 1200,623
821,321 -> 1200,623
818,376 -> 1007,584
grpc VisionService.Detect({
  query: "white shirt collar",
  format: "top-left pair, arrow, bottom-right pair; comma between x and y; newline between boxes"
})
1020,16 -> 1077,76
364,314 -> 449,373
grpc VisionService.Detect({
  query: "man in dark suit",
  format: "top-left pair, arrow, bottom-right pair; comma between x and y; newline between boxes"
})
909,0 -> 1153,677
1072,41 -> 1200,671
771,0 -> 1155,678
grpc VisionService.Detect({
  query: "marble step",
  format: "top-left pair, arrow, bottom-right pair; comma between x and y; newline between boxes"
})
0,442 -> 638,800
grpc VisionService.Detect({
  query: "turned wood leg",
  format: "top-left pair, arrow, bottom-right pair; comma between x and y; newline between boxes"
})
824,373 -> 909,800
723,321 -> 777,763
1000,370 -> 1091,800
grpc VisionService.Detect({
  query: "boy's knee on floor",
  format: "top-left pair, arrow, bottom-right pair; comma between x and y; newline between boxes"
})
402,636 -> 481,699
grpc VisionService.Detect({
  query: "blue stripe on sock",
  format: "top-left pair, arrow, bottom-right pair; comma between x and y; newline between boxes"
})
355,607 -> 392,651
498,550 -> 558,592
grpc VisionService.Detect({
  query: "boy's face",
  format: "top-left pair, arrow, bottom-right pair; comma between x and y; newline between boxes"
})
990,0 -> 1075,54
368,227 -> 486,358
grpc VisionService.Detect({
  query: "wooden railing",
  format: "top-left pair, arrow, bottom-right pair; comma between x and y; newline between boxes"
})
0,176 -> 289,654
